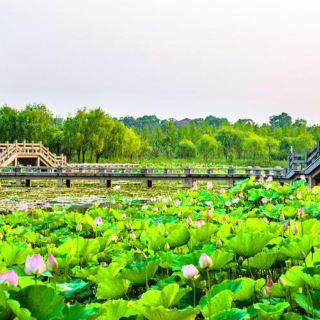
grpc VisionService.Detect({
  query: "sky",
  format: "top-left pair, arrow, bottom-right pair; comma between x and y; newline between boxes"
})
0,0 -> 320,123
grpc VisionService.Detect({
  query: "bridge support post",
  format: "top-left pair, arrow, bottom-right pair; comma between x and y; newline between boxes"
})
16,178 -> 22,187
182,178 -> 193,188
26,179 -> 31,188
228,179 -> 234,187
57,178 -> 63,187
309,177 -> 318,188
66,179 -> 71,188
143,179 -> 153,188
106,179 -> 112,188
99,178 -> 105,187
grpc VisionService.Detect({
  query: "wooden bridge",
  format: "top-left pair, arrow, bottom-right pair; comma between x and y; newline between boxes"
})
0,140 -> 319,188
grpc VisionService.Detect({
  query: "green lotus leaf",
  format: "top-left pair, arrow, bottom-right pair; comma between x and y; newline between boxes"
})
0,242 -> 33,267
122,260 -> 159,285
139,283 -> 190,308
89,264 -> 129,299
140,227 -> 166,251
209,250 -> 234,270
210,308 -> 249,320
280,235 -> 314,260
283,312 -> 303,320
233,278 -> 265,302
166,225 -> 190,248
300,266 -> 320,290
54,237 -> 100,265
280,266 -> 305,287
56,279 -> 89,299
200,289 -> 233,319
281,206 -> 298,218
133,304 -> 198,320
6,299 -> 34,320
10,285 -> 64,320
227,232 -> 274,257
208,280 -> 242,297
246,252 -> 278,269
91,300 -> 137,320
190,224 -> 218,244
62,304 -> 99,320
295,291 -> 320,318
253,302 -> 289,320
269,283 -> 286,298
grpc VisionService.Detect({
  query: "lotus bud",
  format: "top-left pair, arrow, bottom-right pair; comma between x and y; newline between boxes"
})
219,188 -> 225,194
262,285 -> 271,296
298,207 -> 305,218
129,230 -> 136,241
76,223 -> 82,232
222,216 -> 227,222
191,181 -> 198,190
93,216 -> 103,227
207,181 -> 213,190
182,264 -> 199,279
230,226 -> 235,234
186,216 -> 192,225
300,251 -> 306,259
121,213 -> 127,219
206,210 -> 212,219
142,205 -> 148,210
164,229 -> 169,237
199,253 -> 213,269
225,201 -> 231,207
279,213 -> 285,221
152,207 -> 158,212
0,270 -> 18,286
216,239 -> 223,247
267,277 -> 273,287
238,256 -> 244,263
292,222 -> 298,235
296,192 -> 302,200
196,220 -> 205,227
263,217 -> 269,222
174,199 -> 180,206
283,220 -> 289,231
24,254 -> 46,276
0,232 -> 3,240
261,197 -> 268,204
47,254 -> 58,273
266,176 -> 273,182
164,242 -> 170,251
289,195 -> 294,200
239,192 -> 244,198
111,234 -> 119,242
278,278 -> 284,286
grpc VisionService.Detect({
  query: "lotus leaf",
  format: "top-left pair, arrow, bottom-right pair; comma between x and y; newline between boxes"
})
280,266 -> 305,287
295,291 -> 320,319
246,252 -> 278,269
227,232 -> 274,257
121,260 -> 158,285
280,235 -> 314,260
209,250 -> 234,270
253,302 -> 290,320
92,300 -> 137,320
209,308 -> 249,320
166,224 -> 190,248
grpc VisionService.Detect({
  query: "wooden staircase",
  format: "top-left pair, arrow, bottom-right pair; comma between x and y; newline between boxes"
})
0,142 -> 67,167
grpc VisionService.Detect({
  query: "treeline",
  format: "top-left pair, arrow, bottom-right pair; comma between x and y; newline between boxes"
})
0,104 -> 319,165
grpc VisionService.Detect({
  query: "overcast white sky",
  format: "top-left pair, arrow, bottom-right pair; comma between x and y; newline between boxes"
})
0,0 -> 320,123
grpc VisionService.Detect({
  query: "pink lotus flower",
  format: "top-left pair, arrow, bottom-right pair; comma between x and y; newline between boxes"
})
18,203 -> 29,211
207,181 -> 213,190
174,199 -> 180,206
258,176 -> 264,182
0,270 -> 18,286
199,253 -> 212,269
24,254 -> 46,276
239,192 -> 244,198
261,197 -> 268,204
152,207 -> 158,212
266,176 -> 273,182
196,219 -> 205,227
225,201 -> 231,207
182,264 -> 199,279
219,188 -> 226,194
300,175 -> 306,180
47,254 -> 58,273
94,216 -> 103,227
121,213 -> 127,219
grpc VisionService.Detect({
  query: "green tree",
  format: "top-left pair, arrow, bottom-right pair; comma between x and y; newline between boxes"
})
197,134 -> 219,162
177,139 -> 196,158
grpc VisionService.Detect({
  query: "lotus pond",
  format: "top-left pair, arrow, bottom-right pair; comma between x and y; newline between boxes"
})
0,177 -> 320,319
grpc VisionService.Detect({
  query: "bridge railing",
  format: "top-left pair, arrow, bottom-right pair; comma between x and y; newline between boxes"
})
0,165 -> 286,177
305,140 -> 320,167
